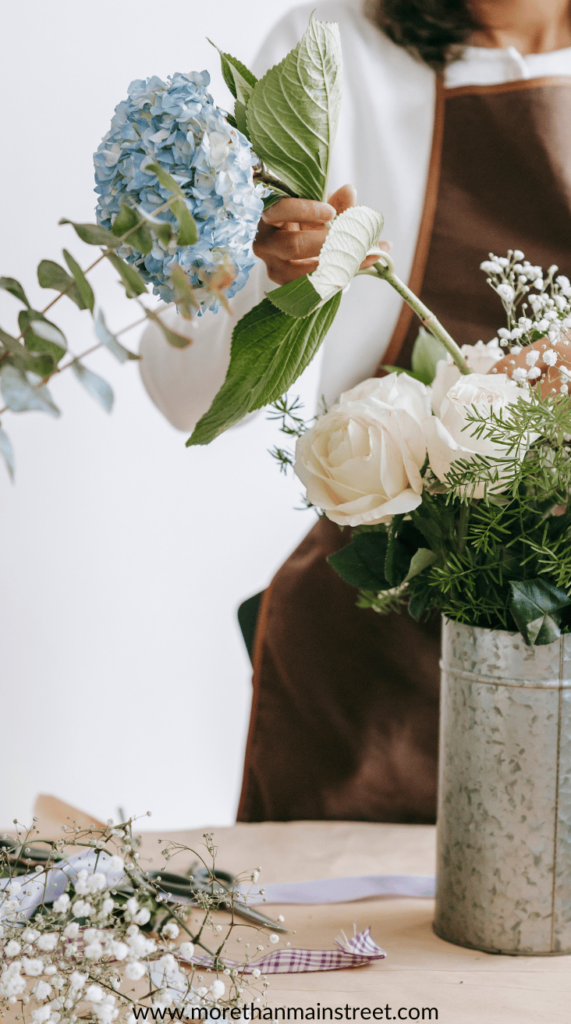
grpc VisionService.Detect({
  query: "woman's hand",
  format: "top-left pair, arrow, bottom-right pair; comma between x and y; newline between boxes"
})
253,183 -> 391,285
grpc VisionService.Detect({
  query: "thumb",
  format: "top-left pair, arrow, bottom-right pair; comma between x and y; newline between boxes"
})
327,183 -> 357,215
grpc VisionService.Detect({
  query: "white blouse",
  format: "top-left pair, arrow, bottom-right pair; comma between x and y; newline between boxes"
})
139,0 -> 571,431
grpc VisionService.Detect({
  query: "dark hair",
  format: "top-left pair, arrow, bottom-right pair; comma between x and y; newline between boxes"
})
364,0 -> 481,71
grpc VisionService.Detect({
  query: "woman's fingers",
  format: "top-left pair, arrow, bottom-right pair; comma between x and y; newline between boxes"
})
262,197 -> 336,226
327,183 -> 358,215
265,257 -> 320,285
256,228 -> 329,261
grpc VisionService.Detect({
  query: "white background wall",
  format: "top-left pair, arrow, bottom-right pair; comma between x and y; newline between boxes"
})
0,0 -> 321,831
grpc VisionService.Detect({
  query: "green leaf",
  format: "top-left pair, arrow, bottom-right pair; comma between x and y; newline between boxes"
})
63,250 -> 95,312
385,536 -> 411,588
210,41 -> 257,104
111,203 -> 139,237
37,259 -> 86,309
133,205 -> 173,246
379,365 -> 425,383
509,579 -> 571,646
170,266 -> 198,320
268,206 -> 384,317
0,426 -> 15,480
404,547 -> 438,582
328,541 -> 387,591
110,203 -> 153,254
171,199 -> 198,247
0,277 -> 31,308
144,308 -> 192,349
187,292 -> 341,446
0,365 -> 59,417
94,310 -> 132,363
0,326 -> 33,364
59,219 -> 121,248
234,100 -> 250,139
71,360 -> 114,413
247,13 -> 342,201
143,162 -> 185,197
105,251 -> 147,298
263,189 -> 289,210
19,311 -> 66,364
411,328 -> 448,386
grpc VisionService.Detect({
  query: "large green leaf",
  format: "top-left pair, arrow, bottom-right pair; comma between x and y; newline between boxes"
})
187,293 -> 341,446
510,579 -> 571,646
269,206 -> 384,317
0,365 -> 60,417
411,328 -> 448,386
210,41 -> 257,105
246,13 -> 342,201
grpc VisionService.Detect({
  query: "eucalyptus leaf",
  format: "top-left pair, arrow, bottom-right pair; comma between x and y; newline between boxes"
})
411,328 -> 448,386
187,292 -> 341,446
0,277 -> 31,308
94,310 -> 131,363
247,13 -> 342,201
171,199 -> 198,247
19,311 -> 66,363
0,365 -> 60,417
0,426 -> 15,480
63,250 -> 95,312
111,203 -> 139,237
144,308 -> 192,349
134,205 -> 173,246
268,206 -> 384,317
170,266 -> 198,320
509,579 -> 571,646
71,360 -> 114,413
105,251 -> 147,298
143,162 -> 185,198
38,259 -> 86,310
59,219 -> 121,248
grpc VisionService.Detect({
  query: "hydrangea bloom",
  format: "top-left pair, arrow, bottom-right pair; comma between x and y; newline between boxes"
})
94,72 -> 265,312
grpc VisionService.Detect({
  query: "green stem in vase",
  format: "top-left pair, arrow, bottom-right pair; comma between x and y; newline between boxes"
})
369,254 -> 472,375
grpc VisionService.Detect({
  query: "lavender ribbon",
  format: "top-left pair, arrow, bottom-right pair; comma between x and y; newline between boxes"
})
187,927 -> 387,975
243,874 -> 435,905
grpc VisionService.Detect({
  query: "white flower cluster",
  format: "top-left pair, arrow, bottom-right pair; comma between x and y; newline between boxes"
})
0,822 -> 268,1022
481,250 -> 571,393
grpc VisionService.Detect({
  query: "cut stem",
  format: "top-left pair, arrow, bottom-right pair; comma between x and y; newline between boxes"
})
371,255 -> 472,375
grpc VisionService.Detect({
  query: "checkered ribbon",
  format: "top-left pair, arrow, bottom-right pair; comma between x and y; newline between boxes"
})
187,927 -> 386,974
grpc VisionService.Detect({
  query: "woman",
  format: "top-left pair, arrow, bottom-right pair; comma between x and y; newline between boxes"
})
140,0 -> 571,822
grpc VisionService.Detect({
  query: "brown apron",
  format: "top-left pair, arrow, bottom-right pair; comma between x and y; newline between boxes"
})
237,75 -> 571,823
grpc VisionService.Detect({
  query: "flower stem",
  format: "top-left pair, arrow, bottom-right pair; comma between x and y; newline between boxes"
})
371,255 -> 472,375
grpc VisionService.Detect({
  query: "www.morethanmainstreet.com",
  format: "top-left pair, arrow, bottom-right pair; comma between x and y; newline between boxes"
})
131,1005 -> 439,1021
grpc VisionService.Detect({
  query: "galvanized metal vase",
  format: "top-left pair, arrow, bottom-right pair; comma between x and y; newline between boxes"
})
434,618 -> 571,955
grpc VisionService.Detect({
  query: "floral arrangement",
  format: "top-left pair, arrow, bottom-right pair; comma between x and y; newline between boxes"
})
0,817 -> 274,1022
94,72 -> 266,311
279,252 -> 571,647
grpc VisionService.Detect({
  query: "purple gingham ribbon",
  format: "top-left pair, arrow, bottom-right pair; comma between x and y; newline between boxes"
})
187,927 -> 386,974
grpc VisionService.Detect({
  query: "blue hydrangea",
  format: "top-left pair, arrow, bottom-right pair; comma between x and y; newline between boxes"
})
94,71 -> 265,312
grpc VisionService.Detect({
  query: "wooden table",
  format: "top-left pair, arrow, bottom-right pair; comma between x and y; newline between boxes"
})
6,798 -> 571,1023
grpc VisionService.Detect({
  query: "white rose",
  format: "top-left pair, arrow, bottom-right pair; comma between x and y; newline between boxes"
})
294,374 -> 432,527
425,373 -> 528,497
431,340 -> 503,415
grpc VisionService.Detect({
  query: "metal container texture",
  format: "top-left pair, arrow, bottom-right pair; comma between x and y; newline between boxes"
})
434,618 -> 571,955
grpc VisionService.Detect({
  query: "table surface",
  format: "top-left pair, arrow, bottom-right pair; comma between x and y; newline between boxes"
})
5,797 -> 571,1024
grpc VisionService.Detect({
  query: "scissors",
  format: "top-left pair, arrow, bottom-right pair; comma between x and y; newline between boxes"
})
146,866 -> 287,933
